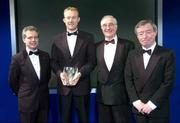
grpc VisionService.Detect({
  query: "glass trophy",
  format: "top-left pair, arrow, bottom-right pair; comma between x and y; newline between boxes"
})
63,67 -> 78,86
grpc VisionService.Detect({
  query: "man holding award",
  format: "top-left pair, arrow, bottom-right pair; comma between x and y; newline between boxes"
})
51,6 -> 96,123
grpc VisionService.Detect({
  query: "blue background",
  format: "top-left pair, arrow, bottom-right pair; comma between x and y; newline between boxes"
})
0,0 -> 180,122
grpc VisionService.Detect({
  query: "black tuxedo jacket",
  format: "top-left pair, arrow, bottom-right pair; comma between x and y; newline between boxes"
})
125,45 -> 175,117
51,30 -> 96,95
96,38 -> 134,105
8,49 -> 51,112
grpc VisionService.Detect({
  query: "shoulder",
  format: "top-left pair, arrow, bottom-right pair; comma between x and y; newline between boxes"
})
78,30 -> 93,36
118,38 -> 134,45
78,30 -> 94,39
10,50 -> 27,65
52,32 -> 65,42
39,49 -> 50,57
128,47 -> 141,56
51,32 -> 66,48
96,40 -> 104,48
53,32 -> 65,39
118,38 -> 135,50
155,45 -> 175,57
12,50 -> 26,59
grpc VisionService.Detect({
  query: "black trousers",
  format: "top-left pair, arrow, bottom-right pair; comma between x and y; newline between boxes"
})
134,113 -> 169,123
98,102 -> 131,123
19,109 -> 48,123
59,93 -> 89,123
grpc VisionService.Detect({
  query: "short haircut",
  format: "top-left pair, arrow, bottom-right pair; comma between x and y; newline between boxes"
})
134,20 -> 157,35
100,15 -> 118,26
22,25 -> 39,40
64,6 -> 79,17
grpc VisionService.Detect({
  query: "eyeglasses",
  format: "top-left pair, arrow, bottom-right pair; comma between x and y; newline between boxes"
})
101,23 -> 116,28
137,30 -> 154,36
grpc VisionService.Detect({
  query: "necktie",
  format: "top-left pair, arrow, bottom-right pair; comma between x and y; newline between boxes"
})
67,31 -> 78,36
142,49 -> 152,55
105,39 -> 115,45
29,50 -> 39,55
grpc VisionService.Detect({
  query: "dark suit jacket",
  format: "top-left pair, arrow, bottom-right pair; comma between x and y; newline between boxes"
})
8,49 -> 51,112
96,38 -> 134,105
125,45 -> 175,117
51,30 -> 96,95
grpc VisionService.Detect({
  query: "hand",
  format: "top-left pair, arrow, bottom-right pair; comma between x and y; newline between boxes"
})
60,72 -> 69,86
69,72 -> 81,86
133,100 -> 145,113
141,103 -> 153,114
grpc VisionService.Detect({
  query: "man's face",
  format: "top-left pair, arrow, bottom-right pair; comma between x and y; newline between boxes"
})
23,30 -> 39,50
63,10 -> 80,32
101,17 -> 117,40
136,23 -> 157,48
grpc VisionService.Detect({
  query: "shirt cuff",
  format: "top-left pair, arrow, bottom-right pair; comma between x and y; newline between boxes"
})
147,101 -> 157,110
133,100 -> 141,107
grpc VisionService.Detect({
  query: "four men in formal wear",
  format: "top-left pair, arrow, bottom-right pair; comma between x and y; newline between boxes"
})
96,15 -> 134,123
8,26 -> 51,123
125,20 -> 175,123
51,7 -> 96,123
8,6 -> 175,123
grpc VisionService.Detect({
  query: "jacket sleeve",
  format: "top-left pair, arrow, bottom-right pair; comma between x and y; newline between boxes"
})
8,56 -> 20,96
78,34 -> 96,78
150,50 -> 176,107
125,51 -> 140,103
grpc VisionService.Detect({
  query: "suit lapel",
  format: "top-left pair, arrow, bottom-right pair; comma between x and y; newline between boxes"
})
110,39 -> 124,71
39,50 -> 44,81
134,48 -> 147,92
56,32 -> 71,58
99,42 -> 109,72
72,32 -> 83,58
144,46 -> 160,81
135,48 -> 145,78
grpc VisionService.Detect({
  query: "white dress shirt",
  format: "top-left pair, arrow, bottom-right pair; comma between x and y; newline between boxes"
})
142,42 -> 156,69
67,31 -> 78,57
104,35 -> 117,71
26,48 -> 40,80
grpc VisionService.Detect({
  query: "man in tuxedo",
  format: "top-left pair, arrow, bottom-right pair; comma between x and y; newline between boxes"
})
125,20 -> 176,123
96,15 -> 134,123
8,26 -> 51,123
51,6 -> 96,123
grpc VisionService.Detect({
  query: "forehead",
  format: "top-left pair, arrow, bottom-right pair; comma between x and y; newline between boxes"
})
101,17 -> 115,25
64,10 -> 78,17
25,30 -> 38,36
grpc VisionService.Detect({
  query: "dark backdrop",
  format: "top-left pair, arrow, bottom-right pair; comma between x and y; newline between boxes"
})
16,0 -> 156,52
15,0 -> 156,88
1,0 -> 180,122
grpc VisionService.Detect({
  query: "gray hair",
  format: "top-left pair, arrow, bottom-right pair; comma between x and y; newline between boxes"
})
134,20 -> 157,35
100,15 -> 118,26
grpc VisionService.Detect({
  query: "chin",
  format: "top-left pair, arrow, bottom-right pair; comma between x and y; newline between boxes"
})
31,47 -> 38,50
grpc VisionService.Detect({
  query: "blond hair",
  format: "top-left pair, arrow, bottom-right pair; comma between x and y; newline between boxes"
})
22,25 -> 39,40
64,6 -> 79,17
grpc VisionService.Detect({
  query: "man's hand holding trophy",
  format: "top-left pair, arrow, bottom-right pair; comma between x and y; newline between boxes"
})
60,67 -> 81,86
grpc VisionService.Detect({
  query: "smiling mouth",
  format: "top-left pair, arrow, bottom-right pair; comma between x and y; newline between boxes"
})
68,23 -> 74,25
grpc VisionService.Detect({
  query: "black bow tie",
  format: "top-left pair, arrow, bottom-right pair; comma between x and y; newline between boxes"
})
142,49 -> 152,55
29,50 -> 39,55
104,39 -> 115,45
67,31 -> 78,36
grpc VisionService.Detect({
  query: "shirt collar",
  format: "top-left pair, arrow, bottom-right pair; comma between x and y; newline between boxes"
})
26,47 -> 38,54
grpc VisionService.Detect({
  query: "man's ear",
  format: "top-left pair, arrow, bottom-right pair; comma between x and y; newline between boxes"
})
63,18 -> 65,23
